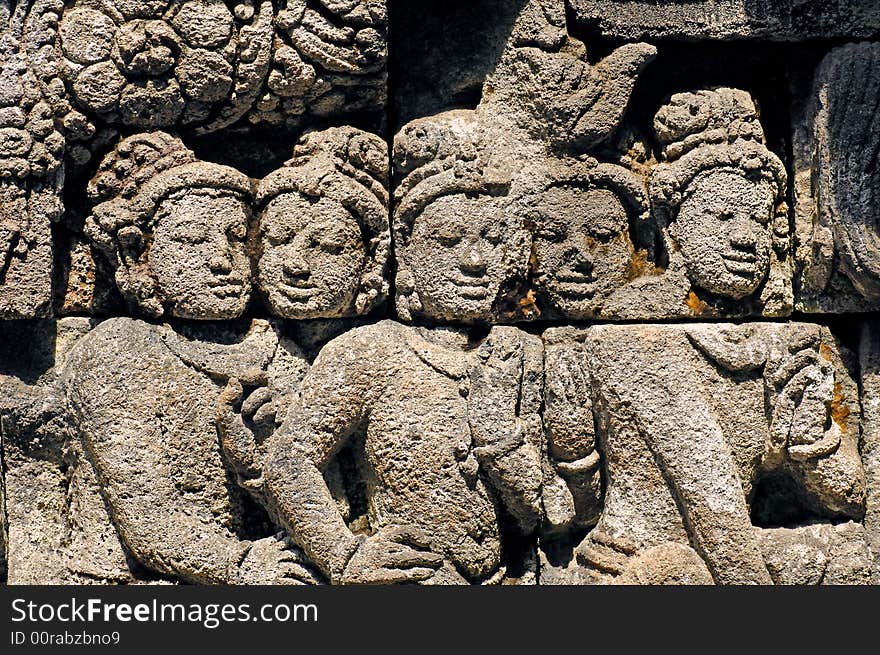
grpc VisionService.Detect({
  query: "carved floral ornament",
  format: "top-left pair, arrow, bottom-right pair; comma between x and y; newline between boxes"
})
55,0 -> 387,132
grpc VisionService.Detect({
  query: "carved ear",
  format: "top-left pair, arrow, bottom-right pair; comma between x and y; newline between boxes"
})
394,268 -> 421,322
116,225 -> 146,267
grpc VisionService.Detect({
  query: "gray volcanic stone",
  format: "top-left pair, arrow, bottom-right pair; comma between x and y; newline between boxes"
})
62,317 -> 316,584
0,0 -> 67,318
258,320 -> 549,584
3,0 -> 880,588
794,43 -> 880,313
83,126 -> 390,320
569,0 -> 880,41
55,1 -> 387,137
393,0 -> 658,324
861,321 -> 880,583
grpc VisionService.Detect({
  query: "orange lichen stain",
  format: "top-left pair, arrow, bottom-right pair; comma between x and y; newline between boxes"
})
518,288 -> 540,320
819,343 -> 833,362
685,290 -> 710,316
831,381 -> 851,431
625,248 -> 664,281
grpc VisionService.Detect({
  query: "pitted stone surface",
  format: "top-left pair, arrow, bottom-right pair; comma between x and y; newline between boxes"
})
794,42 -> 880,313
568,0 -> 880,41
2,0 -> 880,585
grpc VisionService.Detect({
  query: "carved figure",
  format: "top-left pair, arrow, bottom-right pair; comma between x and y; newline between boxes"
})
609,88 -> 791,319
545,322 -> 871,584
59,134 -> 319,584
531,159 -> 651,319
86,131 -> 253,319
391,0 -> 656,323
253,320 -> 551,584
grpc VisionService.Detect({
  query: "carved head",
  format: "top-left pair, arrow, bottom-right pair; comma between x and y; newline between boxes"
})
393,113 -> 527,324
532,161 -> 649,317
86,132 -> 253,319
651,89 -> 787,301
255,126 -> 389,319
57,0 -> 273,132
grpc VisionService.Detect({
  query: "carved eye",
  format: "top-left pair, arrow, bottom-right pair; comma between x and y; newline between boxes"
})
169,220 -> 209,243
481,226 -> 502,245
433,226 -> 465,247
718,211 -> 735,222
315,231 -> 346,254
536,225 -> 565,242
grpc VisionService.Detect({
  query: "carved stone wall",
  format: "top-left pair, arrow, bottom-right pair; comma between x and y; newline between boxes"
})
1,0 -> 879,585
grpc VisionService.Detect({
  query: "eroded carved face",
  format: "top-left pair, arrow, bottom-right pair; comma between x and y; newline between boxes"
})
257,192 -> 366,318
150,187 -> 251,319
405,194 -> 526,322
673,169 -> 774,299
534,186 -> 634,316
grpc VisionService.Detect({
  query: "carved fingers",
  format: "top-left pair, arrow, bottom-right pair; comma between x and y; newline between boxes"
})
767,348 -> 841,461
468,329 -> 525,450
217,375 -> 278,486
340,525 -> 444,585
237,534 -> 321,585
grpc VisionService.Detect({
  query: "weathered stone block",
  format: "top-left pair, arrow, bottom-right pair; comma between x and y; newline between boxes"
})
794,42 -> 880,313
569,0 -> 880,41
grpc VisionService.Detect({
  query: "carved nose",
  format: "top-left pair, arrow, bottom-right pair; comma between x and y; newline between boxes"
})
570,246 -> 595,272
284,250 -> 310,276
730,217 -> 758,248
209,251 -> 234,273
460,243 -> 487,275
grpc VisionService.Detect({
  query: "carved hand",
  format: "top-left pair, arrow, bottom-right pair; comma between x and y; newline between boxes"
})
339,525 -> 444,585
544,346 -> 597,465
217,373 -> 278,489
468,330 -> 525,457
236,534 -> 320,585
767,348 -> 841,461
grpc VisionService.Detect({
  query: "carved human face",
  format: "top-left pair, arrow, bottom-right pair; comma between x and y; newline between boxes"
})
405,194 -> 526,322
533,186 -> 635,316
258,192 -> 365,318
673,169 -> 774,300
149,187 -> 251,319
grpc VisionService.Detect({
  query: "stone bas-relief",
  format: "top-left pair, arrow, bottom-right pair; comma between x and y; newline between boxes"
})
795,42 -> 880,313
392,3 -> 791,323
609,88 -> 793,319
392,0 -> 658,324
3,0 -> 880,586
257,321 -> 550,584
542,322 -> 873,585
0,0 -> 67,318
63,317 -> 319,584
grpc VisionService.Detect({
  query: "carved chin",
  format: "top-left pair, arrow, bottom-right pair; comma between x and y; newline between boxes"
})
170,295 -> 249,320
